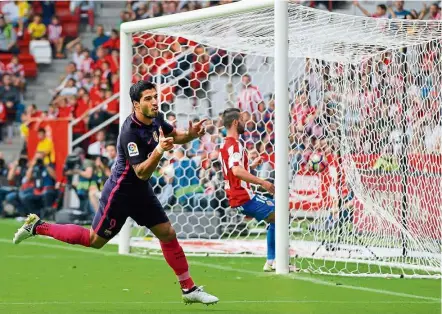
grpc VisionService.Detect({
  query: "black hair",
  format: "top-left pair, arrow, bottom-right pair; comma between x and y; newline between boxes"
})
105,141 -> 116,149
129,81 -> 156,104
378,4 -> 387,11
222,108 -> 241,129
38,128 -> 45,134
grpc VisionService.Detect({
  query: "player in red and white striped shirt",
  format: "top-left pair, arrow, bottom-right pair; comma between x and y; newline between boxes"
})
237,74 -> 265,118
219,108 -> 277,271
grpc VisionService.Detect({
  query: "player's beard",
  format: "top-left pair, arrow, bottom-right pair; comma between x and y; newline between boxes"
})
141,108 -> 158,119
237,123 -> 245,134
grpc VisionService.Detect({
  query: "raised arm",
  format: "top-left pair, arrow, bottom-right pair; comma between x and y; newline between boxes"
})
353,1 -> 372,17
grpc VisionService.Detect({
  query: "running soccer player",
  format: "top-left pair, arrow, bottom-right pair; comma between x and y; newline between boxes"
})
219,108 -> 276,272
13,81 -> 219,305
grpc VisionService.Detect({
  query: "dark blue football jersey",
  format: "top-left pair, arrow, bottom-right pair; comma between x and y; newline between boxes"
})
109,113 -> 174,184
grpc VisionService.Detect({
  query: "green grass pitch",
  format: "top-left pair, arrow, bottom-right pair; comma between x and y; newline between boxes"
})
0,219 -> 440,314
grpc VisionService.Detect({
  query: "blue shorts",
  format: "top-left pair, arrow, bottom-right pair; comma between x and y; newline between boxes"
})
237,195 -> 275,221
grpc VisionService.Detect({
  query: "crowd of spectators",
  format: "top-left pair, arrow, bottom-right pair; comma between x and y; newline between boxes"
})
0,1 -> 440,222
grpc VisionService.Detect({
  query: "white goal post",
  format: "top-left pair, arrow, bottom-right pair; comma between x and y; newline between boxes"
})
118,0 -> 442,278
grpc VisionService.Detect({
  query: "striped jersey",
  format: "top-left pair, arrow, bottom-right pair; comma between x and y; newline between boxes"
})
237,85 -> 263,115
219,137 -> 254,207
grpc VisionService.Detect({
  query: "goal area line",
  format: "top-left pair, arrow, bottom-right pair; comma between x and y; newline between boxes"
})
108,236 -> 441,277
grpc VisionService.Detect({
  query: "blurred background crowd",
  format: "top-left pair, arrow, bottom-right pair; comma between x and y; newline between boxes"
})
0,0 -> 440,222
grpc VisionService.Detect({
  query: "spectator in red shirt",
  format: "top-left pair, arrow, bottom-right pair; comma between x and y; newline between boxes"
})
56,97 -> 73,119
92,89 -> 106,107
111,72 -> 119,93
102,29 -> 120,51
0,101 -> 6,143
107,49 -> 119,73
104,89 -> 118,114
72,93 -> 91,137
89,76 -> 103,101
6,55 -> 25,91
93,46 -> 107,67
26,104 -> 42,119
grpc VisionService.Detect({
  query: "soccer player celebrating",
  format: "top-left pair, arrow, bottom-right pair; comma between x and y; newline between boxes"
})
13,81 -> 219,305
219,108 -> 276,271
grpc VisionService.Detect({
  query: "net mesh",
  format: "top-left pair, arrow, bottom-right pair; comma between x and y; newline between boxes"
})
122,3 -> 441,278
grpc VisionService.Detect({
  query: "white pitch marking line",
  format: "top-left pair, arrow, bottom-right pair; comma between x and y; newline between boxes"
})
0,300 -> 439,306
1,238 -> 440,302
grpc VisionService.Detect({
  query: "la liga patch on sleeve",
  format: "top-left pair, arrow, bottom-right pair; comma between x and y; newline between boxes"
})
128,142 -> 139,157
231,152 -> 241,162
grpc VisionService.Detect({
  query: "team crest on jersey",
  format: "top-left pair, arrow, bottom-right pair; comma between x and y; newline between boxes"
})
127,142 -> 139,157
266,200 -> 274,206
153,131 -> 159,142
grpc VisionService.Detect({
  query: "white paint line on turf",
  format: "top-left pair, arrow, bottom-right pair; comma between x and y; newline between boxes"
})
0,300 -> 439,306
1,238 -> 440,302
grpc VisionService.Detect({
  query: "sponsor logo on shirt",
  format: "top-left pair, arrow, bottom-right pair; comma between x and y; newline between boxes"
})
128,142 -> 139,157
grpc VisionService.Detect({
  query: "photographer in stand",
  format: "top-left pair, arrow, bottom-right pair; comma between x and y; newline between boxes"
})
88,155 -> 111,213
0,153 -> 11,215
63,147 -> 94,216
20,151 -> 57,219
3,155 -> 30,217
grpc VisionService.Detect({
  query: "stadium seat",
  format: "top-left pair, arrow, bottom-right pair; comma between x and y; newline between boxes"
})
62,22 -> 79,38
0,53 -> 33,63
0,53 -> 38,78
29,40 -> 53,64
17,31 -> 31,54
55,1 -> 71,17
31,1 -> 43,15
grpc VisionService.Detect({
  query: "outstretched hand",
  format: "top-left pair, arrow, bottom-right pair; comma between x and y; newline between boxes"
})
188,119 -> 208,138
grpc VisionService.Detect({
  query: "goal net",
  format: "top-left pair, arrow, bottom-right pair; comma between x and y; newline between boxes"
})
117,1 -> 442,278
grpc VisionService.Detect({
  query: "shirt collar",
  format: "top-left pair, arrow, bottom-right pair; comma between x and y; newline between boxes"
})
131,113 -> 155,129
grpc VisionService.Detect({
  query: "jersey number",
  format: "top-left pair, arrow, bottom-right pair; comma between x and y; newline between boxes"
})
255,195 -> 267,204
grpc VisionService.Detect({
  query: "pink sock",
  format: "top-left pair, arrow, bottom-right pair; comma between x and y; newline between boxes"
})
160,238 -> 195,290
35,223 -> 91,247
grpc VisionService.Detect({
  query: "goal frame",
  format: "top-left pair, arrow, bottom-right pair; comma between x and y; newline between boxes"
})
118,0 -> 291,274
